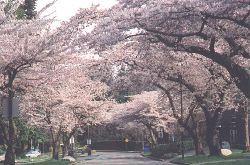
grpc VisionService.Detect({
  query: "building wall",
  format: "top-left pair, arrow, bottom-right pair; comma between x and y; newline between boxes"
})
220,109 -> 246,148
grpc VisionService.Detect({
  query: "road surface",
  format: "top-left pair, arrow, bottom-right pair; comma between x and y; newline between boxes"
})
77,151 -> 175,165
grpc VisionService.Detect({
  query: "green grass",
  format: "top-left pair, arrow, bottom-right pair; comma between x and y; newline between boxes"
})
204,160 -> 250,165
142,152 -> 152,156
16,154 -> 51,164
171,149 -> 250,164
23,159 -> 71,165
15,154 -> 73,165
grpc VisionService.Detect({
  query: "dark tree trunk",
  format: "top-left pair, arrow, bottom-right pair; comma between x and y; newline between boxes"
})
193,134 -> 204,155
155,76 -> 222,156
52,141 -> 59,160
155,83 -> 205,155
62,145 -> 68,158
62,130 -> 76,157
20,141 -> 25,154
4,118 -> 16,165
146,125 -> 157,146
4,89 -> 16,165
48,120 -> 62,159
206,124 -> 220,156
27,138 -> 31,151
62,139 -> 70,158
203,107 -> 222,156
189,127 -> 204,156
0,118 -> 8,147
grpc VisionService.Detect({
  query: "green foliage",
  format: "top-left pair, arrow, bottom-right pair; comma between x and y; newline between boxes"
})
2,0 -> 37,20
23,160 -> 71,165
16,155 -> 71,165
172,155 -> 226,164
16,154 -> 50,164
15,119 -> 30,144
16,0 -> 37,19
114,90 -> 131,103
151,140 -> 194,158
151,143 -> 179,158
0,146 -> 6,155
15,118 -> 49,156
204,160 -> 250,165
15,118 -> 48,144
4,0 -> 15,14
180,140 -> 195,151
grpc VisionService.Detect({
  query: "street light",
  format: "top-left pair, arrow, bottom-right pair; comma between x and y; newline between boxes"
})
179,74 -> 185,159
87,124 -> 91,145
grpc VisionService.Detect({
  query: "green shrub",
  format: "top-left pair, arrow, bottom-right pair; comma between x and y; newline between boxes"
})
151,140 -> 194,158
0,146 -> 6,155
0,149 -> 5,155
151,143 -> 179,158
181,140 -> 194,151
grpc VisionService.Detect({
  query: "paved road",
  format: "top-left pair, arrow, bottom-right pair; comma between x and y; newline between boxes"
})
77,151 -> 175,165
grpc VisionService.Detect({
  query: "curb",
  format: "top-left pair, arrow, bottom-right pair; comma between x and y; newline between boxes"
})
140,154 -> 166,162
147,156 -> 165,161
170,161 -> 191,165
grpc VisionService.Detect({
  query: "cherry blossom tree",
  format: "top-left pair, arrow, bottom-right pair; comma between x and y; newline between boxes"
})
0,1 -> 57,163
61,1 -> 250,155
110,91 -> 176,146
0,1 -> 100,163
83,37 -> 244,155
19,55 -> 112,159
68,0 -> 249,99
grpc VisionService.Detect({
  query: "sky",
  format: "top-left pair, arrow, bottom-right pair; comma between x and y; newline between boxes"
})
36,0 -> 117,21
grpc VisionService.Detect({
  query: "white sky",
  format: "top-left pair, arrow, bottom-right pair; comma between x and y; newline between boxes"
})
36,0 -> 117,21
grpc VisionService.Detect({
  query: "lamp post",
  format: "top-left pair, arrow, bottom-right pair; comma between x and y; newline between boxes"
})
179,74 -> 185,159
87,124 -> 91,145
142,130 -> 145,152
88,124 -> 89,140
216,124 -> 222,145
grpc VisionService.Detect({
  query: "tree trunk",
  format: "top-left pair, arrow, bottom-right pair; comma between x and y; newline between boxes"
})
20,142 -> 25,154
62,140 -> 70,158
243,109 -> 250,152
27,138 -> 31,151
193,134 -> 204,155
4,118 -> 16,165
62,130 -> 76,157
0,118 -> 8,146
49,126 -> 62,159
52,141 -> 59,160
206,124 -> 220,156
4,90 -> 16,165
190,127 -> 204,155
146,125 -> 157,146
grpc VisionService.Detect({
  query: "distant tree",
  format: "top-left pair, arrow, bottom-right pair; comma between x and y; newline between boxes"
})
15,119 -> 47,155
20,55 -> 113,159
16,0 -> 37,19
112,91 -> 176,146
